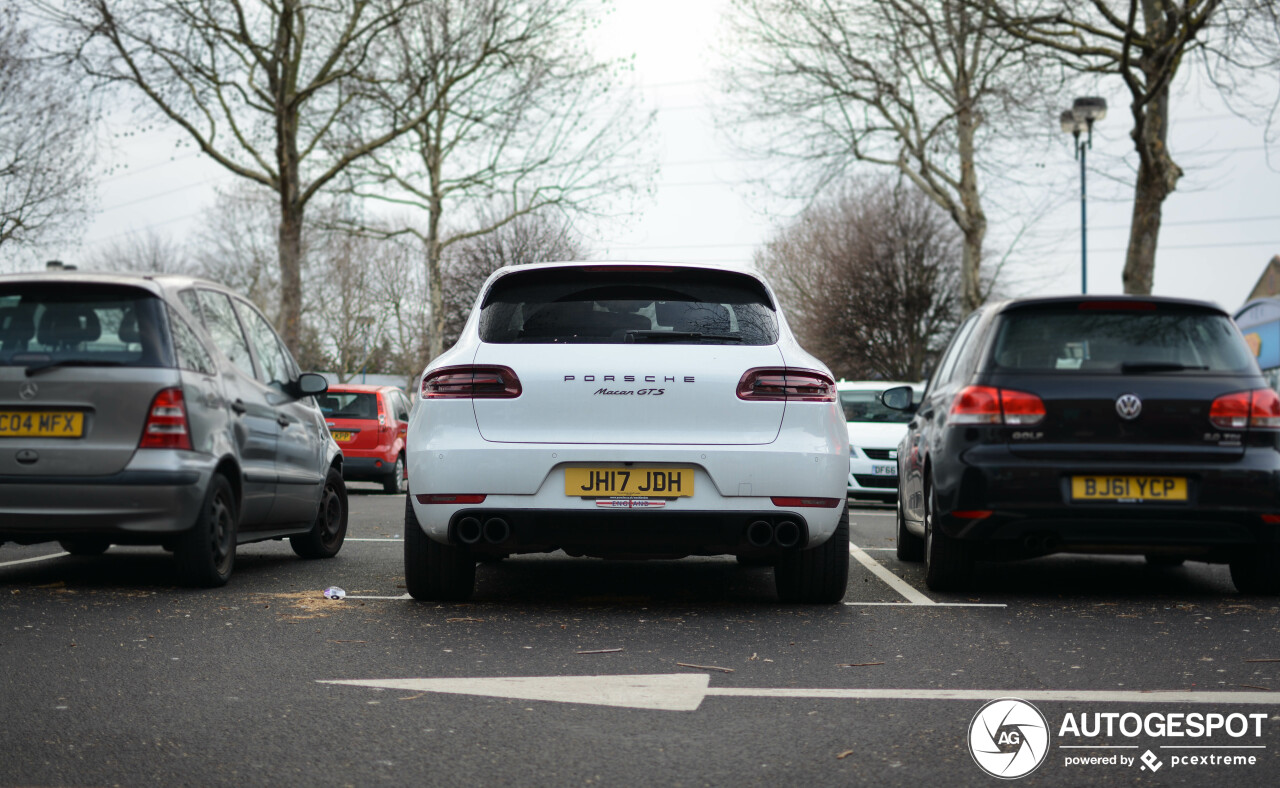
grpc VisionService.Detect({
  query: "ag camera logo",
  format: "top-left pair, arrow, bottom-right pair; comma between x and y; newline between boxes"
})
968,698 -> 1051,779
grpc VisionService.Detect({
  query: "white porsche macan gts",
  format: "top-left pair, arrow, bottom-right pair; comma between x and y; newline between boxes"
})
404,262 -> 850,602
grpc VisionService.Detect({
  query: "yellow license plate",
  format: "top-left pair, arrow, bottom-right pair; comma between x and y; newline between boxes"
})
565,467 -> 694,498
1071,476 -> 1187,502
331,431 -> 354,442
0,411 -> 84,438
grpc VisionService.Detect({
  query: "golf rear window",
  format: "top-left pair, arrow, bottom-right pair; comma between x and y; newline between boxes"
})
0,284 -> 172,369
478,267 -> 779,345
990,308 -> 1256,373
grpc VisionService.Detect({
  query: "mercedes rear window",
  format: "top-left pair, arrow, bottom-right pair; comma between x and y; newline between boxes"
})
0,284 -> 173,370
477,267 -> 779,345
990,308 -> 1256,374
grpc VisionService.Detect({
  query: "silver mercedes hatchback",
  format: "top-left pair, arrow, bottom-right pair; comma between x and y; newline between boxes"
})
0,271 -> 347,586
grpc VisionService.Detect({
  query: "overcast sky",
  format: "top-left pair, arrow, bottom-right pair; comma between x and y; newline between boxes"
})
38,0 -> 1280,315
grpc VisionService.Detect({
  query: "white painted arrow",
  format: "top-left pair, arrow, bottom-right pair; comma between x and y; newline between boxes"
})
319,675 -> 1280,712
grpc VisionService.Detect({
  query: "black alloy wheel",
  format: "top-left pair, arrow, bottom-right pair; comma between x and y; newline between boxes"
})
174,473 -> 237,587
291,467 -> 349,559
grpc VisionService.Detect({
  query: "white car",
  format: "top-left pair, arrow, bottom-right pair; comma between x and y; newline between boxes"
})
838,380 -> 923,503
405,262 -> 850,603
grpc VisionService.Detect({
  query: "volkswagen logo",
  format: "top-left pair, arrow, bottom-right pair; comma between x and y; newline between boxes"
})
1115,393 -> 1142,421
18,382 -> 38,401
968,697 -> 1050,779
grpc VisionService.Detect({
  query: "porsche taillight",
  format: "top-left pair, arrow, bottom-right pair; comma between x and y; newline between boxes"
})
421,366 -> 522,399
737,368 -> 836,402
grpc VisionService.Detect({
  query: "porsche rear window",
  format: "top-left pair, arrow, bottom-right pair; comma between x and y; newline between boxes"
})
0,284 -> 173,369
478,267 -> 779,345
991,309 -> 1256,373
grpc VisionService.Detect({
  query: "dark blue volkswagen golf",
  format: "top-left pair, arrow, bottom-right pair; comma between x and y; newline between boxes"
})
883,295 -> 1280,594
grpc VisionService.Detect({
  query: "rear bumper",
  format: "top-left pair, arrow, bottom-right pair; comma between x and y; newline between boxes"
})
0,454 -> 212,544
929,444 -> 1280,556
341,455 -> 396,481
437,507 -> 813,558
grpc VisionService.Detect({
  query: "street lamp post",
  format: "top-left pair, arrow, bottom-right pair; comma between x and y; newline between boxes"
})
1060,97 -> 1107,294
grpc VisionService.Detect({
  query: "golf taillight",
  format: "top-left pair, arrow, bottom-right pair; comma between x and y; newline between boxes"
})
949,385 -> 1045,426
737,368 -> 836,402
138,387 -> 192,450
421,366 -> 522,399
1210,389 -> 1280,430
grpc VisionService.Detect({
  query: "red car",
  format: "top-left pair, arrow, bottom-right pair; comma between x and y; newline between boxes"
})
318,384 -> 411,493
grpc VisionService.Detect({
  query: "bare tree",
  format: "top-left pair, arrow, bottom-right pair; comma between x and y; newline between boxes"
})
982,0 -> 1280,294
0,4 -> 96,250
83,228 -> 188,273
724,0 -> 1051,312
757,180 -> 963,381
44,0 -> 443,354
439,211 -> 587,349
341,0 -> 654,363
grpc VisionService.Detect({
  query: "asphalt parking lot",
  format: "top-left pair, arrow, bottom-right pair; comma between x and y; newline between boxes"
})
3,488 -> 1279,787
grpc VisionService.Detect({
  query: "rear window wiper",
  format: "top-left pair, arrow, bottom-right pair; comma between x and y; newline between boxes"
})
1119,362 -> 1209,373
24,358 -> 130,377
624,330 -> 744,344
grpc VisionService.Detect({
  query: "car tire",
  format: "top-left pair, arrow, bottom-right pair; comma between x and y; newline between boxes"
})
1144,554 -> 1185,568
174,473 -> 237,588
774,505 -> 850,603
384,455 -> 407,495
290,467 -> 348,559
404,495 -> 476,601
923,484 -> 973,592
895,498 -> 923,562
59,537 -> 110,556
1230,547 -> 1280,595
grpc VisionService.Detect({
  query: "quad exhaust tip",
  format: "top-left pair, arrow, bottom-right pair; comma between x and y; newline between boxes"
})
483,517 -> 511,545
773,520 -> 801,548
455,517 -> 483,545
746,520 -> 774,548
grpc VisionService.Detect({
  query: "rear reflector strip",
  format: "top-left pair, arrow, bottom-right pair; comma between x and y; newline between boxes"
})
770,496 -> 842,508
415,494 -> 487,504
1260,514 -> 1280,524
951,510 -> 994,520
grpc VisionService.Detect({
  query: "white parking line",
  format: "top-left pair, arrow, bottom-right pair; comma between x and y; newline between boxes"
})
848,542 -> 935,604
346,593 -> 412,600
845,542 -> 1007,608
346,538 -> 402,542
0,552 -> 68,568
